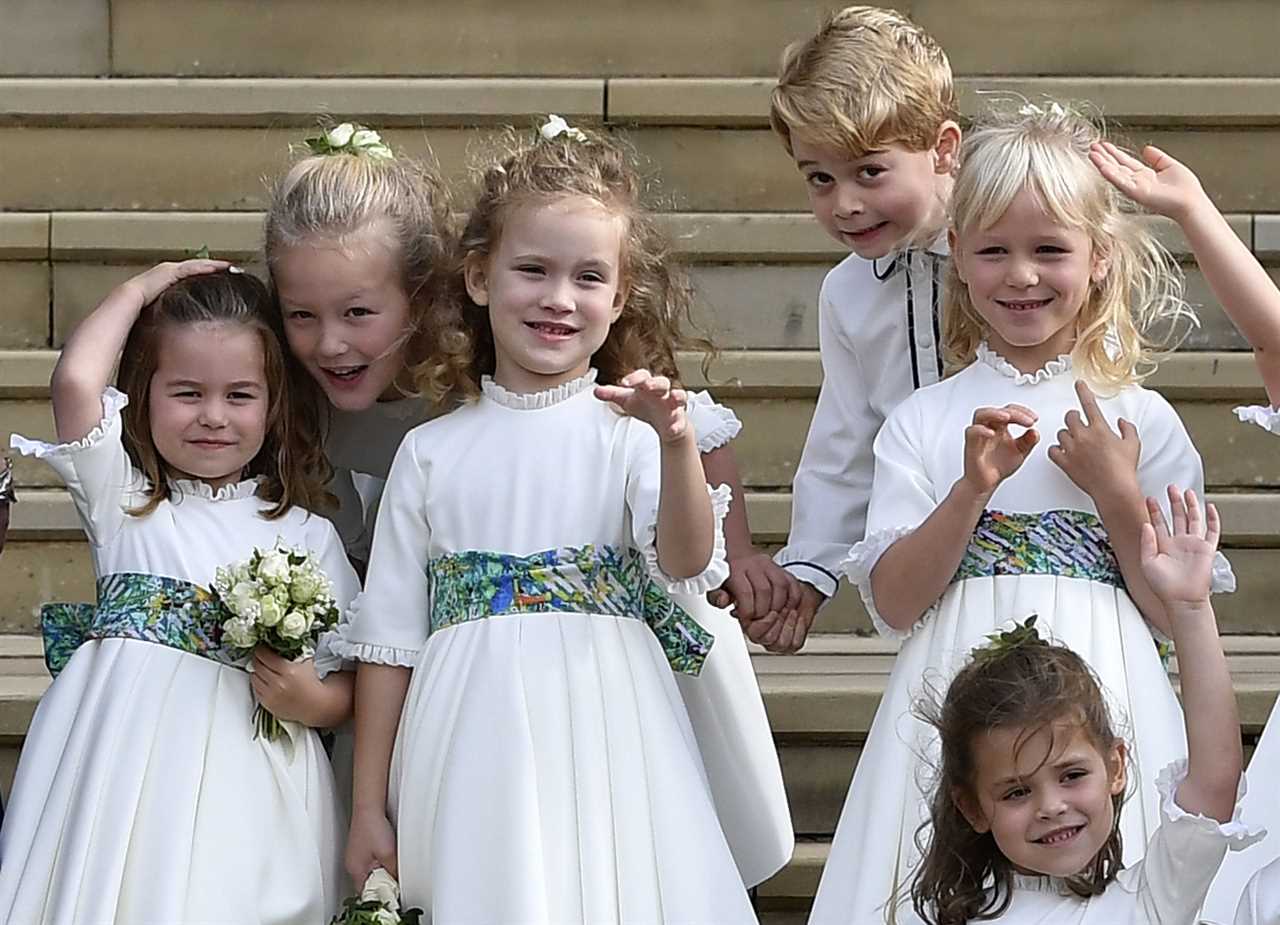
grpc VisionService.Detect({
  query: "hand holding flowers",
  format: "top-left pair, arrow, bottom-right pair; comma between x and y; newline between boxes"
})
330,868 -> 422,925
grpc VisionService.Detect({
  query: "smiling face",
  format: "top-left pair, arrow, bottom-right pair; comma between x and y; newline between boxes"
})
792,129 -> 956,259
148,321 -> 269,489
959,720 -> 1126,879
273,222 -> 413,411
465,195 -> 627,394
952,186 -> 1108,374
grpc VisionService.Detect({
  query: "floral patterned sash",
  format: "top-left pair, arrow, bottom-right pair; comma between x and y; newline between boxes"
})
427,545 -> 714,675
952,509 -> 1124,587
41,572 -> 237,677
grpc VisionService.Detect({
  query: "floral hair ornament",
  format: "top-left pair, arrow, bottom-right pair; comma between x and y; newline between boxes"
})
304,122 -> 394,160
1017,99 -> 1068,119
970,614 -> 1042,665
540,114 -> 588,143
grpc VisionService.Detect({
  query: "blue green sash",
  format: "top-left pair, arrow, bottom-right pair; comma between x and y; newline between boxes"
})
427,545 -> 714,675
41,572 -> 236,677
953,509 -> 1124,587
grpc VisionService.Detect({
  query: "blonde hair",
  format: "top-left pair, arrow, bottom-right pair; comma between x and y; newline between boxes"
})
263,132 -> 452,364
418,122 -> 709,404
943,102 -> 1192,390
770,5 -> 955,157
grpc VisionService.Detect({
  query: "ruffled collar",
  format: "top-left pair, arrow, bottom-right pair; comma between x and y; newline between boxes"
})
976,341 -> 1073,386
481,369 -> 599,410
1010,873 -> 1074,896
168,477 -> 261,502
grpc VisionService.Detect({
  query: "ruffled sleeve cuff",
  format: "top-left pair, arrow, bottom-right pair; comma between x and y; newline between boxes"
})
840,525 -> 929,640
640,482 -> 732,595
1235,405 -> 1280,436
1156,759 -> 1266,850
312,629 -> 352,679
10,387 -> 129,459
321,592 -> 422,670
1211,551 -> 1236,594
685,391 -> 743,453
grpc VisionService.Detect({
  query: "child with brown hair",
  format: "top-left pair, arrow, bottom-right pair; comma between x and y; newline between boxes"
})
905,489 -> 1259,924
1,262 -> 359,923
765,5 -> 961,652
331,120 -> 766,921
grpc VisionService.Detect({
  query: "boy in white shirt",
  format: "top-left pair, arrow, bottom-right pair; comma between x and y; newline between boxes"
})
758,6 -> 961,651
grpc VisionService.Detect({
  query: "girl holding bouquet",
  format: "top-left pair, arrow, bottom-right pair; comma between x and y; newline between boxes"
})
1,262 -> 359,924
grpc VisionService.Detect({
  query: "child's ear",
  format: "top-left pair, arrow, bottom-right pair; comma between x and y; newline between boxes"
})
610,279 -> 629,322
948,229 -> 966,283
933,121 -> 962,176
463,253 -> 490,307
951,786 -> 990,833
1107,741 -> 1128,796
1090,247 -> 1111,284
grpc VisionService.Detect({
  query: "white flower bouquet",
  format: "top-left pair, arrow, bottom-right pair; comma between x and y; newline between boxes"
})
213,541 -> 341,741
330,869 -> 422,925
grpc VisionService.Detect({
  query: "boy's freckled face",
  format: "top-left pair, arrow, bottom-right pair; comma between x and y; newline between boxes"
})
792,137 -> 949,260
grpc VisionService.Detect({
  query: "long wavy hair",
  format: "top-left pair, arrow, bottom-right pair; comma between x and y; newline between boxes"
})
417,122 -> 711,403
943,101 -> 1194,390
116,271 -> 332,519
909,633 -> 1126,925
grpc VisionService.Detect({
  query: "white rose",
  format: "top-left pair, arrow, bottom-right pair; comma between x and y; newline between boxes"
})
223,617 -> 257,649
326,122 -> 355,147
258,597 -> 283,628
290,571 -> 323,605
280,611 -> 309,639
257,551 -> 290,587
228,581 -> 258,616
351,128 -> 382,148
361,868 -> 400,910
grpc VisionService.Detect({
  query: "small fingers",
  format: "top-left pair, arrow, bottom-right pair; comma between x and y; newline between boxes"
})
1013,427 -> 1040,456
971,406 -> 1012,428
1146,495 -> 1171,540
1166,484 -> 1188,536
1002,403 -> 1039,427
1205,502 -> 1222,551
1074,379 -> 1104,426
620,368 -> 651,388
1183,487 -> 1204,538
1139,521 -> 1158,564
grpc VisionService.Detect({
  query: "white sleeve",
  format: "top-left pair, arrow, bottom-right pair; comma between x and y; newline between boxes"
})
1235,857 -> 1280,925
1138,761 -> 1264,923
685,390 -> 742,453
1136,393 -> 1235,593
327,434 -> 432,667
1234,404 -> 1280,435
9,387 -> 135,548
840,395 -> 941,639
310,515 -> 363,679
775,283 -> 883,598
325,466 -> 373,564
626,422 -> 732,595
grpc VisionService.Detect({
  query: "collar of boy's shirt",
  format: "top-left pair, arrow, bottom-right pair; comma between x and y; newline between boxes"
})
872,231 -> 949,282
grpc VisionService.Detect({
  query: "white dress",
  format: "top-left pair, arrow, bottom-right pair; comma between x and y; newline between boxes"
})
321,387 -> 793,889
1234,856 -> 1280,925
894,762 -> 1262,924
329,371 -> 757,923
1,388 -> 359,925
808,346 -> 1235,925
1204,404 -> 1280,924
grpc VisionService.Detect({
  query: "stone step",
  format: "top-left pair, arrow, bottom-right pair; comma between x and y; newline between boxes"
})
0,211 -> 1271,350
9,1 -> 1280,79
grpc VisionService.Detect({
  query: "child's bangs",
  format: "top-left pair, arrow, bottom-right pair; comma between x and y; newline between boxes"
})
1023,139 -> 1100,234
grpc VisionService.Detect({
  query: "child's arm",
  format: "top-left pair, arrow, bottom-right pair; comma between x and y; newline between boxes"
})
347,664 -> 411,881
1092,142 -> 1280,406
597,369 -> 715,577
869,405 -> 1039,631
1049,380 -> 1174,637
51,260 -> 228,442
1138,487 -> 1240,822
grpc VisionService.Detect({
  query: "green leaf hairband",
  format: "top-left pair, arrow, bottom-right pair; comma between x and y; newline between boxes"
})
970,614 -> 1042,665
304,122 -> 394,160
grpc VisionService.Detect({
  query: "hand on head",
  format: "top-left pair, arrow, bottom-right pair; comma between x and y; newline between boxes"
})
121,259 -> 233,307
1089,141 -> 1207,222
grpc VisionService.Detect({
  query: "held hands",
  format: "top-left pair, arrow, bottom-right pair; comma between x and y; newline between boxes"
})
1089,141 -> 1208,223
346,810 -> 398,885
595,369 -> 692,445
963,404 -> 1039,496
1047,381 -> 1141,505
1139,486 -> 1220,611
118,258 -> 231,309
741,582 -> 822,654
709,548 -> 802,622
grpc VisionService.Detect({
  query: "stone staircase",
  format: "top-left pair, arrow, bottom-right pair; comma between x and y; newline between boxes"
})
4,1 -> 1280,917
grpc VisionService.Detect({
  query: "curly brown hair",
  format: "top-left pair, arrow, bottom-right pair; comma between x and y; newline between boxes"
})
908,631 -> 1126,925
116,271 -> 333,519
417,122 -> 709,403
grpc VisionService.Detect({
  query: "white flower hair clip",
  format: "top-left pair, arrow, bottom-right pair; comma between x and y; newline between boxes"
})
540,114 -> 588,143
304,122 -> 394,159
1017,100 -> 1068,119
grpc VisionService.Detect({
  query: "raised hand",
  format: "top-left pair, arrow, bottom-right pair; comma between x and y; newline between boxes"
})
1089,141 -> 1207,222
594,369 -> 692,445
1139,486 -> 1220,609
1048,380 -> 1141,505
119,258 -> 233,307
963,404 -> 1039,496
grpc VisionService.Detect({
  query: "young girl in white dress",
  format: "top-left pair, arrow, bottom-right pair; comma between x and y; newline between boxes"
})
1,263 -> 360,924
903,489 -> 1261,924
1090,141 -> 1280,924
332,122 -> 759,922
811,102 -> 1238,925
269,120 -> 791,887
